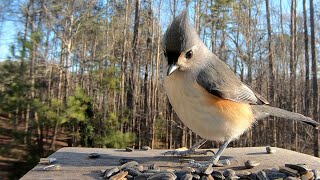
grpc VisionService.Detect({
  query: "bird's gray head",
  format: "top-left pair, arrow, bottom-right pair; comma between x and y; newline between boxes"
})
163,10 -> 207,76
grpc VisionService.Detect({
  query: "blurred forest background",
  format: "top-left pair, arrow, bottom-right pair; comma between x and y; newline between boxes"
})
0,0 -> 319,179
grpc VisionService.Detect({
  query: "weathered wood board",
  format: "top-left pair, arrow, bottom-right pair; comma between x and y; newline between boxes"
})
21,147 -> 320,179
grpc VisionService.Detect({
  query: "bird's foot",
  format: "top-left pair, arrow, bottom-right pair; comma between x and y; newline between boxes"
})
188,159 -> 231,168
163,147 -> 215,157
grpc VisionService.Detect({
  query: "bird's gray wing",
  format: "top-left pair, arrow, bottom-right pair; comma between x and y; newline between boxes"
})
195,57 -> 320,127
196,58 -> 269,105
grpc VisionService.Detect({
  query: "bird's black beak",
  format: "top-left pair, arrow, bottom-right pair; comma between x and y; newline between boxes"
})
167,64 -> 179,76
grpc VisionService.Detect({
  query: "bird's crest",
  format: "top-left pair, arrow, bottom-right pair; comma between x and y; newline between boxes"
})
163,9 -> 200,53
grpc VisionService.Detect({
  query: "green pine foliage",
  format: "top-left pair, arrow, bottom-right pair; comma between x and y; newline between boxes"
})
0,60 -> 30,125
63,87 -> 135,148
95,130 -> 135,149
98,110 -> 135,148
66,88 -> 91,122
65,87 -> 92,146
33,98 -> 67,128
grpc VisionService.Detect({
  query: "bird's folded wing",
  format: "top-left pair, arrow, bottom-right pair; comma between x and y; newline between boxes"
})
196,57 -> 268,105
195,56 -> 320,127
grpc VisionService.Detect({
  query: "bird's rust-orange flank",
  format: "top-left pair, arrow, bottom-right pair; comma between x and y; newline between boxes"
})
196,83 -> 254,125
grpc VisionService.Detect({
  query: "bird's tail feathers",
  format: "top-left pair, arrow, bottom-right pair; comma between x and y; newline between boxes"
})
252,105 -> 320,128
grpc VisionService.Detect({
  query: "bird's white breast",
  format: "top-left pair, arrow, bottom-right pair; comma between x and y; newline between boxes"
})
164,71 -> 253,141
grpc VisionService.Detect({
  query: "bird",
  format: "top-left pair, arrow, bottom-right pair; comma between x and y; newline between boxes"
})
162,9 -> 320,167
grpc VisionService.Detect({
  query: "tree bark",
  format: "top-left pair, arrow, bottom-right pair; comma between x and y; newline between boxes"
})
289,0 -> 298,150
303,0 -> 310,117
23,2 -> 31,145
132,0 -> 141,147
309,0 -> 319,157
266,0 -> 276,147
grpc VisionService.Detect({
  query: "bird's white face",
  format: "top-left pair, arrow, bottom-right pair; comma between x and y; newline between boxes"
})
164,45 -> 201,75
162,9 -> 208,76
175,45 -> 199,71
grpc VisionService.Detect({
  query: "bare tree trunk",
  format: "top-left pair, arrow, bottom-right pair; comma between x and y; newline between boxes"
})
289,0 -> 298,150
194,0 -> 201,33
132,0 -> 141,147
29,0 -> 43,155
64,14 -> 73,104
266,0 -> 276,147
278,0 -> 286,149
152,0 -> 162,149
120,0 -> 129,133
23,2 -> 31,145
309,0 -> 319,157
303,0 -> 310,117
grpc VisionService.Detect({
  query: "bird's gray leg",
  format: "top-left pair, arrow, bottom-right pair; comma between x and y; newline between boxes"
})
188,139 -> 215,155
189,138 -> 233,167
209,138 -> 232,165
164,139 -> 214,156
190,139 -> 207,150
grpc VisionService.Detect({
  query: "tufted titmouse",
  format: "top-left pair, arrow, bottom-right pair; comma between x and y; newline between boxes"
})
162,10 -> 320,166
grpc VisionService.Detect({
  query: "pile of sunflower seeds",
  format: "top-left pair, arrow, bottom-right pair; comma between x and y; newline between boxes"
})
101,160 -> 319,180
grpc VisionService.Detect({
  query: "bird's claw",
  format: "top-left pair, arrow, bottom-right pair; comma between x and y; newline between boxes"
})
164,148 -> 215,157
188,159 -> 231,168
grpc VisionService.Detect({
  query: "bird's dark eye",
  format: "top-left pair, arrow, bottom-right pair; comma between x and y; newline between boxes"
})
185,50 -> 193,59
